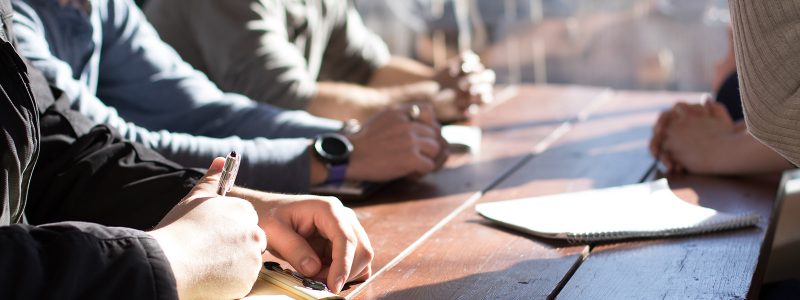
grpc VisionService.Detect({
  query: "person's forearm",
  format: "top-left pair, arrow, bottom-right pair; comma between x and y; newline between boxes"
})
709,130 -> 793,175
306,82 -> 390,121
368,56 -> 436,87
730,0 -> 800,166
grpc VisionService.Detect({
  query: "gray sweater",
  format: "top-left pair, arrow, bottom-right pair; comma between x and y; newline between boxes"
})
144,0 -> 390,110
731,0 -> 800,166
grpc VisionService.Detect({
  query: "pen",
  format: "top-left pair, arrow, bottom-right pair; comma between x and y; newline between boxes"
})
217,151 -> 241,196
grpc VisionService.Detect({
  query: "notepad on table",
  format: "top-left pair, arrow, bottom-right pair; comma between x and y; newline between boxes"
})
243,262 -> 343,300
476,179 -> 759,243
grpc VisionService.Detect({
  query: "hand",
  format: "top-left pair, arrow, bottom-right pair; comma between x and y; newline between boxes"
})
379,81 -> 470,122
656,101 -> 738,174
240,193 -> 373,293
649,102 -> 702,172
650,101 -> 711,172
149,158 -> 267,300
346,103 -> 448,182
433,51 -> 496,121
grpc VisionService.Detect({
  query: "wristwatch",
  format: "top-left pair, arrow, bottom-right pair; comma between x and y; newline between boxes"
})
313,133 -> 353,184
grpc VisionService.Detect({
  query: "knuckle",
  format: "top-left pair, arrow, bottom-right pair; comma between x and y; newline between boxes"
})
250,227 -> 266,245
363,245 -> 375,261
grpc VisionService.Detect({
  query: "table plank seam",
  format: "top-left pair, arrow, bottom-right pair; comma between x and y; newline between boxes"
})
549,161 -> 655,299
548,246 -> 591,300
347,88 -> 615,299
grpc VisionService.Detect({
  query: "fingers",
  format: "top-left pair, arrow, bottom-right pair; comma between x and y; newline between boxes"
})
327,227 -> 356,293
706,101 -> 735,125
411,150 -> 437,175
414,103 -> 439,129
408,122 -> 442,174
322,208 -> 372,293
414,130 -> 441,159
458,70 -> 495,103
651,110 -> 670,156
347,210 -> 373,282
263,219 -> 324,277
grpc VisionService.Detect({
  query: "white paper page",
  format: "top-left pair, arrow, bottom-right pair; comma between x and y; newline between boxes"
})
476,179 -> 758,241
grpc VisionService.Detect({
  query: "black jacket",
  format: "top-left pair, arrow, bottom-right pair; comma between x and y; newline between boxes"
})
0,0 -> 204,297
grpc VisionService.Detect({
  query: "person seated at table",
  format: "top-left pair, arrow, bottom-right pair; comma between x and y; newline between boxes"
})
649,26 -> 793,175
0,6 -> 370,297
11,0 -> 448,194
728,1 -> 800,297
143,0 -> 496,122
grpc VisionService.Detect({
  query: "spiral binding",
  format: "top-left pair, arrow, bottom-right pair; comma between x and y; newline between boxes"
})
565,212 -> 760,244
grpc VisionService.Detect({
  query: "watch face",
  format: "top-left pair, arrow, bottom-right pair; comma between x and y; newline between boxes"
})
315,133 -> 352,164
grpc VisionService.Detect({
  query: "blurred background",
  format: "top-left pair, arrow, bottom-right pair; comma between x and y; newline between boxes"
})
355,0 -> 731,92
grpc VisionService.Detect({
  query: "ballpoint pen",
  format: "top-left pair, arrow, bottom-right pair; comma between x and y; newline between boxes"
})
217,151 -> 241,196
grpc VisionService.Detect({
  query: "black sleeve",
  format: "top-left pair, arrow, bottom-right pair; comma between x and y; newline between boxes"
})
23,58 -> 204,230
0,221 -> 177,299
0,3 -> 181,298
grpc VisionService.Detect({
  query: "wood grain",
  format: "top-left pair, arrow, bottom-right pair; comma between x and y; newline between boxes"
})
341,85 -> 608,297
557,175 -> 780,300
348,90 -> 700,299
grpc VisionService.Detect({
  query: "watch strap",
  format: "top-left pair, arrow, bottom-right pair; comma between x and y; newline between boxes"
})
325,163 -> 348,184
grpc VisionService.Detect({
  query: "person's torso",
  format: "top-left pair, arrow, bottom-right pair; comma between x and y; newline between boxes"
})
281,0 -> 342,80
20,0 -> 101,93
0,0 -> 40,225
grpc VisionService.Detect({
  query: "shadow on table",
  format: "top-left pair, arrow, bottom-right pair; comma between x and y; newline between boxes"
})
468,218 -> 579,249
489,124 -> 656,193
373,258 -> 577,300
349,122 -> 655,208
481,102 -> 665,134
347,153 -> 532,207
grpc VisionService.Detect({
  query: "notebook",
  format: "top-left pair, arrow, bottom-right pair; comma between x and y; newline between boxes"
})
476,179 -> 760,243
243,262 -> 343,300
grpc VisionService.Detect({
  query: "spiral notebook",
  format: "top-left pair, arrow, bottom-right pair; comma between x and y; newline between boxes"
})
476,179 -> 759,243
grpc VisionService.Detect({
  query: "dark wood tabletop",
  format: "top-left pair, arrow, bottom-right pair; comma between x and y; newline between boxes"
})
337,85 -> 780,299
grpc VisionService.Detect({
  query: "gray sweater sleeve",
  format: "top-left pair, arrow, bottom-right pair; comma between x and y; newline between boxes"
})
730,0 -> 800,166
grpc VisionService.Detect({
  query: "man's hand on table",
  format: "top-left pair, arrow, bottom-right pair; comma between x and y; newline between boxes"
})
650,100 -> 738,174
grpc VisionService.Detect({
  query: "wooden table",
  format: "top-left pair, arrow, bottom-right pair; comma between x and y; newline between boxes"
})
339,85 -> 781,299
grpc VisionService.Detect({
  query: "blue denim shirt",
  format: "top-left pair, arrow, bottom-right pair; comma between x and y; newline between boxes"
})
12,0 -> 343,192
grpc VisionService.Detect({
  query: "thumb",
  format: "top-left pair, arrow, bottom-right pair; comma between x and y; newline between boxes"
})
191,157 -> 227,197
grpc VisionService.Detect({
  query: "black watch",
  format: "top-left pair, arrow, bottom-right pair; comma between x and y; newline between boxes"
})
313,133 -> 353,183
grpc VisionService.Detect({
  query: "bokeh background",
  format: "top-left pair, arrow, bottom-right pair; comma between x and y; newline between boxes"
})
355,0 -> 731,92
